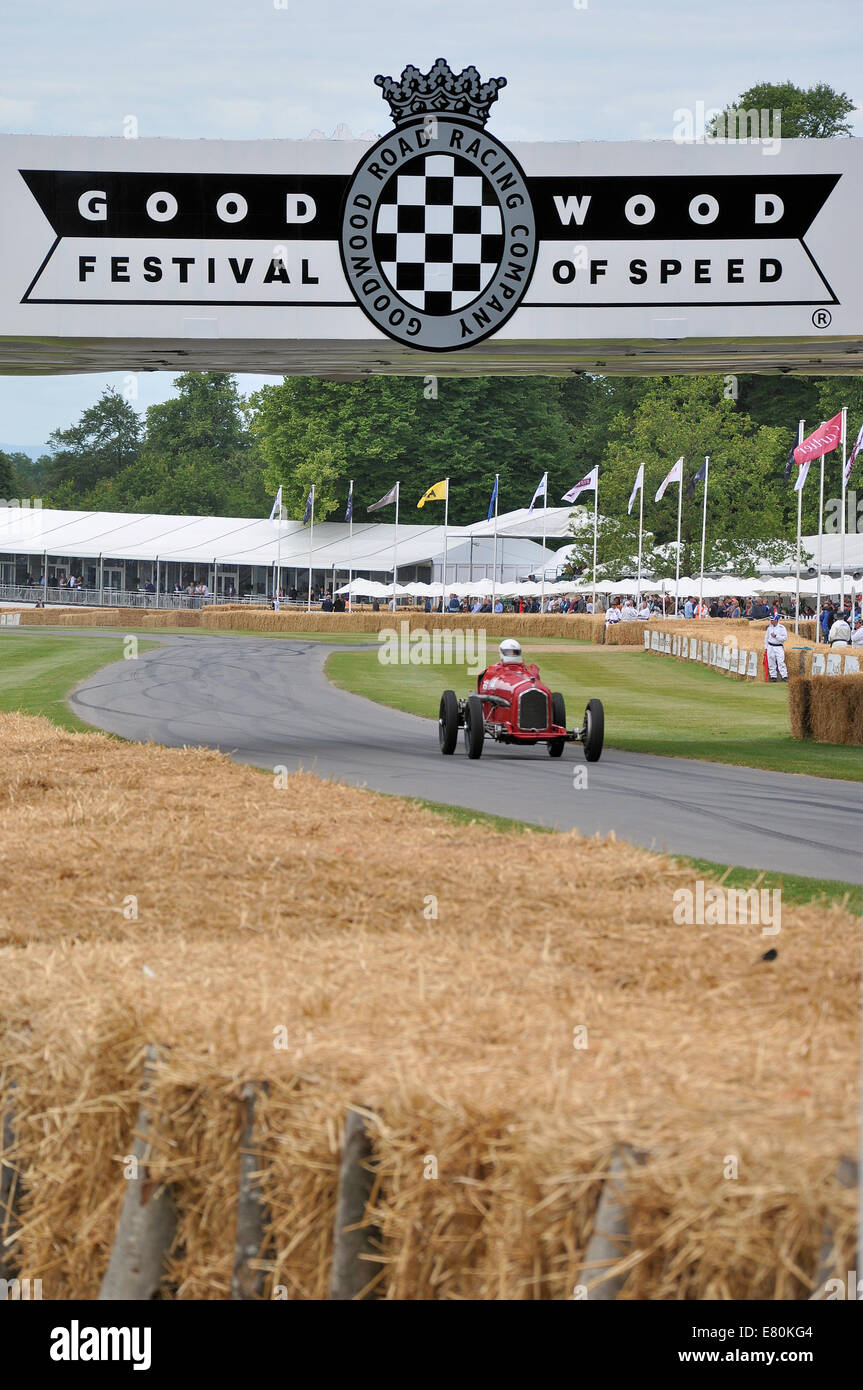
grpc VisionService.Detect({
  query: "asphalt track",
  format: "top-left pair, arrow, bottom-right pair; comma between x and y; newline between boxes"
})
55,630 -> 863,885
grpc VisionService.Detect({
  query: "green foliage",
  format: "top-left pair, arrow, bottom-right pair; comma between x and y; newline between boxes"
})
44,388 -> 141,504
709,80 -> 855,139
45,374 -> 269,517
250,376 -> 576,523
0,450 -> 14,499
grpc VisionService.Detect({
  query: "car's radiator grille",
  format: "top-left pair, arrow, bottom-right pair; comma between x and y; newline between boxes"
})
518,688 -> 548,730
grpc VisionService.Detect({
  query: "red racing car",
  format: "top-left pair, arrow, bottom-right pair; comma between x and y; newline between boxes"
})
438,638 -> 604,761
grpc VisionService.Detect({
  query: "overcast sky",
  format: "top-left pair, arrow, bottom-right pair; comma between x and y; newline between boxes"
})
1,0 -> 860,447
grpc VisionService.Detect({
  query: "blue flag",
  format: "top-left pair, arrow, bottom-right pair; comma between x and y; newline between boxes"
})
345,482 -> 353,522
303,490 -> 313,525
487,476 -> 499,521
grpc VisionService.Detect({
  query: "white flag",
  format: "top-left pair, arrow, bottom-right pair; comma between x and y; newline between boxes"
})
368,482 -> 399,512
794,459 -> 811,493
528,472 -> 547,513
561,467 -> 598,504
655,457 -> 683,502
269,485 -> 283,522
627,464 -> 644,515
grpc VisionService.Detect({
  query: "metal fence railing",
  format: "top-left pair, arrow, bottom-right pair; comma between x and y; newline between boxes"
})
0,584 -> 283,610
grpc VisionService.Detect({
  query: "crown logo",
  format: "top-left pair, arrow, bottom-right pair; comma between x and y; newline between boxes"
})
374,58 -> 506,130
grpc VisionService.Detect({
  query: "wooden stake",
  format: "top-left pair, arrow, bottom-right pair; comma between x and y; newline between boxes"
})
230,1083 -> 270,1300
576,1145 -> 645,1300
98,1045 -> 176,1301
329,1108 -> 381,1300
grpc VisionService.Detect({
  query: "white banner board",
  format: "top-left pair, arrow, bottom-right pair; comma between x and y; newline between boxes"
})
0,59 -> 860,375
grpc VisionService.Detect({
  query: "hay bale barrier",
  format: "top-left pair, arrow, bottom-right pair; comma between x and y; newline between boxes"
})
9,604 -> 606,643
0,711 -> 858,1300
790,674 -> 863,745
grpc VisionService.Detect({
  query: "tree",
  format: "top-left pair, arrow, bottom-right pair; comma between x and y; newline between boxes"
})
0,450 -> 14,500
709,81 -> 855,140
590,376 -> 796,574
44,388 -> 141,503
249,376 -> 577,525
562,512 -> 659,583
85,373 -> 269,517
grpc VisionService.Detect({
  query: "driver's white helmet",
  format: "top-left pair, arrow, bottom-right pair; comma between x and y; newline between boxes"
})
499,638 -> 523,664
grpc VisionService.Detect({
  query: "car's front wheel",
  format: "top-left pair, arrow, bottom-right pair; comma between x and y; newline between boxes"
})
439,690 -> 459,755
549,692 -> 566,757
464,693 -> 485,759
583,698 -> 604,762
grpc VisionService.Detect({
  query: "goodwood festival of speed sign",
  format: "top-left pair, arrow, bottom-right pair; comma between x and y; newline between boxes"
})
339,60 -> 537,351
1,56 -> 861,373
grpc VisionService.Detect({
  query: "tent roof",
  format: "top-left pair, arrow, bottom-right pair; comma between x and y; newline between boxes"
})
0,506 -> 462,571
0,506 -> 559,573
462,506 -> 593,540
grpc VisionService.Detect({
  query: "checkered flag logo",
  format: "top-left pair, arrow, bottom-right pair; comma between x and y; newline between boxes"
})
373,153 -> 505,315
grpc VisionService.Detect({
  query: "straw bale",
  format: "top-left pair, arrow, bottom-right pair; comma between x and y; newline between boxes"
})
13,606 -> 605,643
790,674 -> 863,746
787,678 -> 811,740
0,711 -> 858,1299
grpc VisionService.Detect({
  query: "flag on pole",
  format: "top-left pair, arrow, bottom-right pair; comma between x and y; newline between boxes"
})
794,460 -> 811,493
302,489 -> 313,525
561,467 -> 598,504
345,481 -> 354,522
528,472 -> 547,513
627,464 -> 644,515
655,457 -> 683,502
269,485 -> 283,522
794,413 -> 843,464
686,459 -> 708,497
417,479 -> 448,509
368,483 -> 398,513
845,420 -> 863,487
487,475 -> 499,521
783,445 -> 797,482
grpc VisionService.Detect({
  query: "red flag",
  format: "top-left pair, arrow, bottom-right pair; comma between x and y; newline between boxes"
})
793,413 -> 843,465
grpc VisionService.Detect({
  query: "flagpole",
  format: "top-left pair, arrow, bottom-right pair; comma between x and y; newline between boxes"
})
592,474 -> 598,616
637,471 -> 644,605
491,473 -> 499,614
699,456 -> 709,608
307,484 -> 315,612
348,479 -> 353,611
795,419 -> 805,635
816,444 -> 825,638
840,406 -> 848,617
674,464 -> 683,616
442,478 -> 449,612
276,493 -> 282,606
541,474 -> 548,612
392,481 -> 399,613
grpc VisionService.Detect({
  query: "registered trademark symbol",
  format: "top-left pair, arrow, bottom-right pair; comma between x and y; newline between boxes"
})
812,308 -> 832,328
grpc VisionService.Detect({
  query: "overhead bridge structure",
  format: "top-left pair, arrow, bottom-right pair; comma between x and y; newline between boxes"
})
1,123 -> 861,378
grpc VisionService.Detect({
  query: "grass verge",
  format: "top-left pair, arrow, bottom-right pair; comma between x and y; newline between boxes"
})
0,632 -> 157,732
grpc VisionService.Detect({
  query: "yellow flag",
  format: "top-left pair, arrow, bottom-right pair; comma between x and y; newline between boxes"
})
417,479 -> 448,509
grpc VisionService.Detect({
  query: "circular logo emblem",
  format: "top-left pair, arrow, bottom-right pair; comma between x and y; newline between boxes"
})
340,117 -> 536,351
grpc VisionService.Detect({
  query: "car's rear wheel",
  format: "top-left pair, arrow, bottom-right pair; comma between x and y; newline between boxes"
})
549,692 -> 566,756
439,690 -> 459,755
583,698 -> 604,762
464,693 -> 485,759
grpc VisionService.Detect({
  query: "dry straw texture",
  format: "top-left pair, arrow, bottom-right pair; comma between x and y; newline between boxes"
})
0,712 -> 858,1299
789,675 -> 863,745
11,606 -> 605,643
